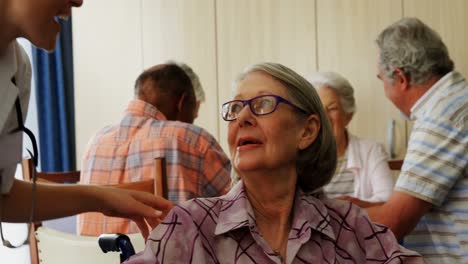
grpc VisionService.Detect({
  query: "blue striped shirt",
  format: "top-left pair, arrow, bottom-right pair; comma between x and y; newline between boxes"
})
395,71 -> 468,263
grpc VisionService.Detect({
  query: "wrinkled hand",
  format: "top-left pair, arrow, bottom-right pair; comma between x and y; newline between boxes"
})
337,196 -> 382,208
337,195 -> 356,202
98,187 -> 173,240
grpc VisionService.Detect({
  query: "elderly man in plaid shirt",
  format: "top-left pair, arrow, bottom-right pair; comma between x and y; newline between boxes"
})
77,63 -> 231,236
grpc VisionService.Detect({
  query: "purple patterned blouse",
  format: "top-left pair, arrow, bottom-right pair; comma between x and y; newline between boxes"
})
126,181 -> 423,264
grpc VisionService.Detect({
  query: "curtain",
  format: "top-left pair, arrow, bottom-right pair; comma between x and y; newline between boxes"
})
32,18 -> 76,172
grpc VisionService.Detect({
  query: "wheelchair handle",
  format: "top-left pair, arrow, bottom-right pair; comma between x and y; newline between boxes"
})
98,233 -> 136,263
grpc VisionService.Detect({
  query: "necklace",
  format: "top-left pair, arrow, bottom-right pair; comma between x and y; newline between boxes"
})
272,230 -> 288,263
273,250 -> 285,263
250,198 -> 292,263
274,252 -> 284,263
273,250 -> 285,264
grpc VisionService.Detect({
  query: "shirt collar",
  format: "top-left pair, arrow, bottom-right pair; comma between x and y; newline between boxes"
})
214,181 -> 252,235
214,181 -> 336,242
410,71 -> 463,120
343,131 -> 360,170
125,99 -> 167,121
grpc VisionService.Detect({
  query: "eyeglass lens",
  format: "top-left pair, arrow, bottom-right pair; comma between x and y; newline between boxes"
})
224,95 -> 277,120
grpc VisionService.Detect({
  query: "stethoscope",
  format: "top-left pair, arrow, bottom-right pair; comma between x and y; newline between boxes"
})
0,77 -> 39,248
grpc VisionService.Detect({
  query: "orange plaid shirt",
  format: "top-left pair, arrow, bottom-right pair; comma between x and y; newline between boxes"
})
77,99 -> 231,235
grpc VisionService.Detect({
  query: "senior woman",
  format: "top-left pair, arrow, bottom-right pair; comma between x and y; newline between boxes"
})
309,72 -> 395,202
125,63 -> 422,263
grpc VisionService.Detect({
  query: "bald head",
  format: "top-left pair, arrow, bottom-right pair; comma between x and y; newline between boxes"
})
134,64 -> 197,123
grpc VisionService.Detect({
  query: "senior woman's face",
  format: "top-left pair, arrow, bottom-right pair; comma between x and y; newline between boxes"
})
317,86 -> 352,140
227,71 -> 310,173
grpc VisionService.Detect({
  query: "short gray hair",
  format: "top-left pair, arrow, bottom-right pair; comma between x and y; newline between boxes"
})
166,61 -> 205,102
308,72 -> 356,114
376,17 -> 454,85
232,62 -> 337,193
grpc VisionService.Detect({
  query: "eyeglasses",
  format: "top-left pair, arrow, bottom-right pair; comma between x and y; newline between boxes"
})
221,94 -> 307,121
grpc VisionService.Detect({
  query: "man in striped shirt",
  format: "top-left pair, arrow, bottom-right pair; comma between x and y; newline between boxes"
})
77,63 -> 231,236
344,18 -> 468,263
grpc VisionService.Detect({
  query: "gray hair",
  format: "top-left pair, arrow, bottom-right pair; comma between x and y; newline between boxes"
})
308,72 -> 356,114
231,62 -> 337,193
376,17 -> 454,85
166,61 -> 205,102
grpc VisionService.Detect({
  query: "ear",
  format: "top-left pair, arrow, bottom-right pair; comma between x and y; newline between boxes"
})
194,101 -> 201,119
394,68 -> 410,91
343,112 -> 353,127
177,93 -> 187,113
298,114 -> 320,150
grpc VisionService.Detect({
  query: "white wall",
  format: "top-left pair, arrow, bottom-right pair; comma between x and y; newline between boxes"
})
73,0 -> 468,164
73,0 -> 221,168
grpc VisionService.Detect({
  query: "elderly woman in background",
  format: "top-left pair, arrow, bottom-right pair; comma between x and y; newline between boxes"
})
126,63 -> 422,263
309,72 -> 395,202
